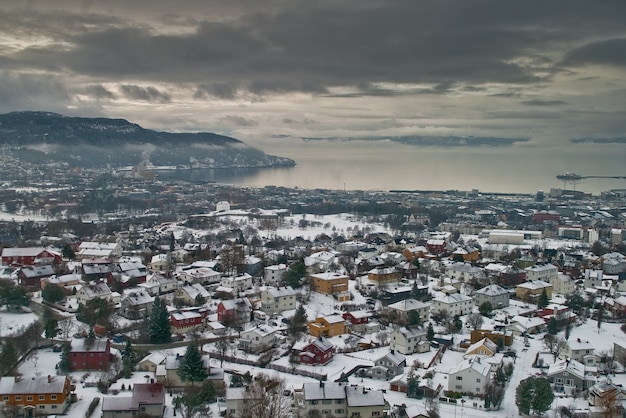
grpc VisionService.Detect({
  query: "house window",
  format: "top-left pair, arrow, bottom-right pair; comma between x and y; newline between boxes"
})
323,410 -> 331,415
39,405 -> 45,410
456,376 -> 462,380
3,396 -> 9,401
456,385 -> 462,390
336,399 -> 344,404
51,405 -> 58,409
51,395 -> 57,400
39,395 -> 45,400
373,412 -> 381,417
27,396 -> 33,401
335,409 -> 344,414
322,400 -> 331,405
476,378 -> 481,383
15,396 -> 21,401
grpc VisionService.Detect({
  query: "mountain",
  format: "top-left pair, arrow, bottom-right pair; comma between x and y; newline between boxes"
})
0,111 -> 295,169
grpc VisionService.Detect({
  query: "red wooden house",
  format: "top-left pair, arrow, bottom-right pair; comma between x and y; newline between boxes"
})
293,337 -> 334,365
170,309 -> 207,334
69,338 -> 114,371
2,247 -> 61,266
498,265 -> 527,287
17,265 -> 56,289
217,298 -> 252,325
426,239 -> 446,255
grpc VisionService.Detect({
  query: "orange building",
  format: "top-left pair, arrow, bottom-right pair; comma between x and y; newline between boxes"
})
310,272 -> 350,302
0,375 -> 73,416
307,314 -> 348,337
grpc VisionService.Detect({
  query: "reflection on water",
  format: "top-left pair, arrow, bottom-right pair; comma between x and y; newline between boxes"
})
160,140 -> 626,195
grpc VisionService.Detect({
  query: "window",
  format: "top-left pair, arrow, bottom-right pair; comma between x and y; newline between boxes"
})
51,405 -> 57,409
311,400 -> 318,405
323,410 -> 331,415
51,395 -> 57,400
336,399 -> 344,404
2,396 -> 9,401
476,378 -> 481,383
335,409 -> 344,414
39,395 -> 45,400
15,396 -> 21,401
322,400 -> 331,405
372,412 -> 381,417
27,396 -> 33,401
456,376 -> 462,381
39,405 -> 45,410
456,385 -> 462,390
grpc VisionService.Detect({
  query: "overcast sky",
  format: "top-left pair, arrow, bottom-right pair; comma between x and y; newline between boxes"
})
1,0 -> 625,149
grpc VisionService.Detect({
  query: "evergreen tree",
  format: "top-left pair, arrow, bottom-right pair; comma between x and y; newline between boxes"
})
283,260 -> 306,289
58,343 -> 71,374
408,310 -> 420,326
538,289 -> 549,308
546,317 -> 559,335
173,381 -> 216,418
289,304 -> 308,340
44,318 -> 59,339
121,340 -> 137,378
426,322 -> 435,341
62,244 -> 75,260
177,342 -> 209,385
516,376 -> 554,416
0,342 -> 18,374
149,297 -> 172,344
42,283 -> 65,304
406,370 -> 420,398
479,301 -> 493,317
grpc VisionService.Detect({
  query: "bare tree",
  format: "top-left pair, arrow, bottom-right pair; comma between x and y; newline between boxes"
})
58,318 -> 75,340
597,385 -> 620,418
466,312 -> 484,330
377,330 -> 389,346
240,374 -> 291,418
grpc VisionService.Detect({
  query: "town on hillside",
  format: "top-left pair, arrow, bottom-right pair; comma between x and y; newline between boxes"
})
1,180 -> 626,418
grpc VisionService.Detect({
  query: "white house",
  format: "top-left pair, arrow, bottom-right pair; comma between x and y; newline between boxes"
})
473,284 -> 510,308
389,326 -> 429,355
238,325 -> 279,353
176,283 -> 211,305
387,299 -> 431,323
260,286 -> 297,314
264,264 -> 288,285
448,357 -> 491,395
550,272 -> 577,295
525,263 -> 558,282
431,293 -> 473,317
220,273 -> 253,293
76,282 -> 118,305
139,274 -> 178,296
445,262 -> 483,282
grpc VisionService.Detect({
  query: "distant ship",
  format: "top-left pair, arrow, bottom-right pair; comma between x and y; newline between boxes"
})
556,172 -> 583,181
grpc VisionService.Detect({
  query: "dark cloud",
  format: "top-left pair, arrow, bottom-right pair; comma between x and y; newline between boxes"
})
84,84 -> 115,99
0,71 -> 69,113
219,115 -> 258,127
521,100 -> 567,107
4,1 -> 625,96
119,85 -> 170,103
562,38 -> 626,67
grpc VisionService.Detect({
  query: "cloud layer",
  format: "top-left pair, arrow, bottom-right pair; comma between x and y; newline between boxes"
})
0,0 -> 625,148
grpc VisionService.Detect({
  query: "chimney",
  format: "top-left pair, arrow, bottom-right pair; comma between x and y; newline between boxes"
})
48,375 -> 52,383
319,380 -> 324,388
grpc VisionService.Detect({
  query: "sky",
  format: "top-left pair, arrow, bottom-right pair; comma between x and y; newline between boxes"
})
1,1 -> 626,154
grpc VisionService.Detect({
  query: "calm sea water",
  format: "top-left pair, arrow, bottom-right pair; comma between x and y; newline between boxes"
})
160,140 -> 626,195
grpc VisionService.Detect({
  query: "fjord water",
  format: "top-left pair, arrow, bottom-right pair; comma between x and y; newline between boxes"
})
160,140 -> 626,195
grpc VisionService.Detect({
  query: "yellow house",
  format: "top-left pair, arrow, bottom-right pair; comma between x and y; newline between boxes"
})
307,314 -> 347,337
367,267 -> 400,284
310,272 -> 350,302
515,280 -> 553,302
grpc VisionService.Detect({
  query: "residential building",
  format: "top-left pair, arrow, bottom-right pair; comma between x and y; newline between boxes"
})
342,310 -> 371,334
69,338 -> 113,371
307,314 -> 347,338
387,298 -> 431,324
345,384 -> 387,417
170,311 -> 204,334
389,326 -> 429,355
367,267 -> 401,283
156,354 -> 224,390
292,337 -> 335,365
220,273 -> 253,292
310,272 -> 350,302
464,337 -> 498,357
547,358 -> 590,394
371,350 -> 406,380
217,298 -> 252,326
473,284 -> 510,309
293,382 -> 386,418
431,293 -> 473,317
179,266 -> 221,285
550,272 -> 577,295
565,339 -> 595,363
448,357 -> 491,395
238,325 -> 279,353
1,247 -> 61,266
515,280 -> 552,302
101,383 -> 165,418
139,274 -> 178,296
445,262 -> 482,283
524,264 -> 558,282
260,286 -> 296,314
17,265 -> 56,288
176,283 -> 211,305
0,375 -> 73,416
264,264 -> 287,285
120,291 -> 155,319
76,282 -> 117,305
